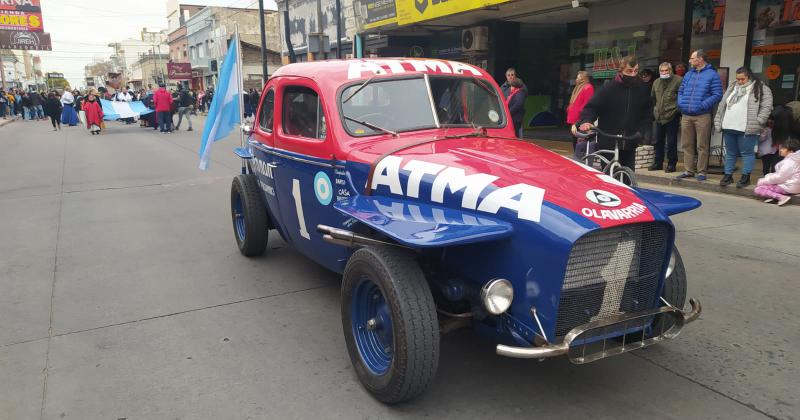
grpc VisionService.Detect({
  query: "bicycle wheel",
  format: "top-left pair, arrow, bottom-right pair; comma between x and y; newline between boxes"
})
611,166 -> 638,187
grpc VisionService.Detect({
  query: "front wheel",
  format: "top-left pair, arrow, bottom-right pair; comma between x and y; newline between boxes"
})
230,174 -> 268,257
611,165 -> 638,187
341,247 -> 439,404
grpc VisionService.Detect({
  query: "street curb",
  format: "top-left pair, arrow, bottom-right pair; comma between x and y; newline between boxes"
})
0,118 -> 13,128
637,173 -> 799,205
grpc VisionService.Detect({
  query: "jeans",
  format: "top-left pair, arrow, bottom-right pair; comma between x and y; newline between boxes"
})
680,114 -> 712,174
723,130 -> 758,175
23,106 -> 30,120
175,106 -> 193,129
158,111 -> 173,132
654,116 -> 679,167
0,102 -> 7,117
33,105 -> 43,119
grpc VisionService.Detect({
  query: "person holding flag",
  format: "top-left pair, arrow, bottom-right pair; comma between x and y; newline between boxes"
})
199,31 -> 243,170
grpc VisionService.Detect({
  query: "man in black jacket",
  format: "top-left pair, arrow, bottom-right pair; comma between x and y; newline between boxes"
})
175,87 -> 195,131
577,55 -> 651,170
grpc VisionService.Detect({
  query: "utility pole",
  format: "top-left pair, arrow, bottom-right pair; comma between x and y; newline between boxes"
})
335,0 -> 342,59
0,54 -> 6,90
258,0 -> 268,83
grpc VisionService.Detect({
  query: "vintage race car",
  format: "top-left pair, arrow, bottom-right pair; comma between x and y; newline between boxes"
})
230,58 -> 702,403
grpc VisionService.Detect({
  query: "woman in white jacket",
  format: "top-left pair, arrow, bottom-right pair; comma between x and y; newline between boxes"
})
714,67 -> 773,188
755,138 -> 800,206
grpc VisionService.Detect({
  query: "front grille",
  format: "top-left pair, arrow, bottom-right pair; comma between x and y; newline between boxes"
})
554,223 -> 669,338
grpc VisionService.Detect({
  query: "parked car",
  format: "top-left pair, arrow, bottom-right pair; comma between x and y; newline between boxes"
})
231,59 -> 703,403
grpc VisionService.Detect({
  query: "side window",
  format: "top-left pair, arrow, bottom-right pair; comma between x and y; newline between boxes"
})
258,89 -> 274,132
282,86 -> 326,140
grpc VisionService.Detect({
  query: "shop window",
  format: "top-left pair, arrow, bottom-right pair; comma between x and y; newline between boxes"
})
258,89 -> 274,132
689,0 -> 726,67
282,86 -> 326,140
587,21 -> 684,82
750,0 -> 800,104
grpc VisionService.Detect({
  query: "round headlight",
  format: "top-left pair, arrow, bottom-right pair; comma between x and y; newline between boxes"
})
481,278 -> 514,315
665,252 -> 676,278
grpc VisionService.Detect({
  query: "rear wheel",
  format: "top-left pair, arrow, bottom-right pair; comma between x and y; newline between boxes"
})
341,247 -> 439,404
230,174 -> 268,257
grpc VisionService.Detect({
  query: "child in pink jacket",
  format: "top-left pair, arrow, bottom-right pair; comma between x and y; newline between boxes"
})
754,138 -> 800,206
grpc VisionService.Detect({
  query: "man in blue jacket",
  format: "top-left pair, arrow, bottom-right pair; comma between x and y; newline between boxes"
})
676,49 -> 723,181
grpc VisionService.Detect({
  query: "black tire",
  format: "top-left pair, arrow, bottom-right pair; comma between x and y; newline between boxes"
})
341,247 -> 439,404
663,246 -> 687,309
613,165 -> 638,187
230,174 -> 268,257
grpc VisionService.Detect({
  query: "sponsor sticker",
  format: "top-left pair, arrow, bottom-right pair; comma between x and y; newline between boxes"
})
586,189 -> 621,207
314,171 -> 333,205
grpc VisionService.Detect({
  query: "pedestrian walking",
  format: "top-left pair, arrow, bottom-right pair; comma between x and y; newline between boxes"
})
650,62 -> 683,172
754,138 -> 800,206
506,78 -> 527,138
714,66 -> 773,188
153,83 -> 174,133
577,55 -> 651,171
19,92 -> 33,120
60,90 -> 79,126
44,92 -> 62,131
83,92 -> 104,135
174,87 -> 195,131
567,71 -> 595,159
29,91 -> 45,119
676,49 -> 723,181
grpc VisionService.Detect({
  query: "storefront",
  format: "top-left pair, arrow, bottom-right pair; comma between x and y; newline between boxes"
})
749,0 -> 800,104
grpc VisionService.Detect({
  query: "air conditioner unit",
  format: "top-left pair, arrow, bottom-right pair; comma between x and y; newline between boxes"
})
462,26 -> 489,53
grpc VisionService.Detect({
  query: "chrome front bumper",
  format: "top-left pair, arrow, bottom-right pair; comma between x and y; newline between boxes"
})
496,299 -> 702,363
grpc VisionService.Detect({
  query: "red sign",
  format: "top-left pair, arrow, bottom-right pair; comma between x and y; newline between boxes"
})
0,9 -> 43,31
0,0 -> 41,11
0,30 -> 50,50
168,62 -> 192,80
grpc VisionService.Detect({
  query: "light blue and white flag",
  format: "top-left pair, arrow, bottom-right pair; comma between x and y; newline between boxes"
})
199,34 -> 242,170
100,99 -> 154,120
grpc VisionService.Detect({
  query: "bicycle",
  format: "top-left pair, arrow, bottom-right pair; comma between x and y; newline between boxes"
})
575,125 -> 642,187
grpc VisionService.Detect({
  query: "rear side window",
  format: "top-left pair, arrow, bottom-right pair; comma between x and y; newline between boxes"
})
282,86 -> 326,140
258,89 -> 274,132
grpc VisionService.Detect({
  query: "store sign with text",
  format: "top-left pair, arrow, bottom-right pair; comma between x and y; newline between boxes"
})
0,0 -> 41,11
362,0 -> 513,29
0,8 -> 43,31
167,63 -> 192,80
0,30 -> 50,50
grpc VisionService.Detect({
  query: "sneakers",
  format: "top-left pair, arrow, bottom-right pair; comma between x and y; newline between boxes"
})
187,127 -> 193,131
676,172 -> 694,179
777,196 -> 792,206
764,198 -> 775,203
696,174 -> 707,181
665,165 -> 676,173
720,174 -> 734,186
736,174 -> 751,188
648,163 -> 663,171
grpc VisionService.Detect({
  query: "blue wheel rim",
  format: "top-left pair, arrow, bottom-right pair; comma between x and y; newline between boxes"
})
233,192 -> 246,242
352,277 -> 393,375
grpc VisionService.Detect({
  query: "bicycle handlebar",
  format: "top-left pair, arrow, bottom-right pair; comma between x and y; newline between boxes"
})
575,125 -> 642,141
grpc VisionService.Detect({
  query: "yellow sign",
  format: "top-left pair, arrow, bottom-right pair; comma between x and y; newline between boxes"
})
397,0 -> 512,25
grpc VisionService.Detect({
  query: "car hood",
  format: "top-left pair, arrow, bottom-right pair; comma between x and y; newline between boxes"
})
344,135 -> 660,229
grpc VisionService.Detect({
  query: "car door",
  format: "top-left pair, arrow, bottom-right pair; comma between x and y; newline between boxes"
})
272,78 -> 349,272
249,83 -> 290,240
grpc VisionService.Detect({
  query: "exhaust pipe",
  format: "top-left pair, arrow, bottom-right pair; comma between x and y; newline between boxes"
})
317,225 -> 408,249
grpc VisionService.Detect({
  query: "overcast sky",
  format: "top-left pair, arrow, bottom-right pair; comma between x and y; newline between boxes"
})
38,0 -> 278,87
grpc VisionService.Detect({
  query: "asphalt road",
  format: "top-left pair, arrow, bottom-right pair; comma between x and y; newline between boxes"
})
1,117 -> 797,420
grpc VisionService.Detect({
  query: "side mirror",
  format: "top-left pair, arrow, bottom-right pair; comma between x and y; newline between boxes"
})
242,124 -> 252,134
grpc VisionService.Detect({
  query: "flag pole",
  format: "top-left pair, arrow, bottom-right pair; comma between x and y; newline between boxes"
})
235,23 -> 246,175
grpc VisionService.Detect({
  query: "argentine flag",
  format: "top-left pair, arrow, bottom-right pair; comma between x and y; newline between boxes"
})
199,34 -> 242,170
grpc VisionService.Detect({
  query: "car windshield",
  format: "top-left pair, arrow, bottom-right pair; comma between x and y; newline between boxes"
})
340,75 -> 505,137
